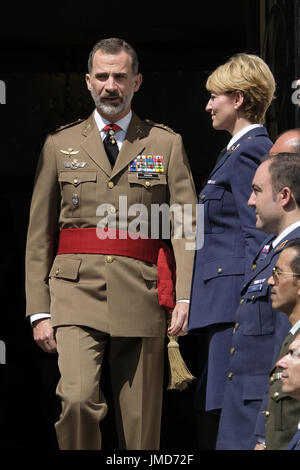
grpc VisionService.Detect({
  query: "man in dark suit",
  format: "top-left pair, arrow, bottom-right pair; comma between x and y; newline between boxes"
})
215,150 -> 300,449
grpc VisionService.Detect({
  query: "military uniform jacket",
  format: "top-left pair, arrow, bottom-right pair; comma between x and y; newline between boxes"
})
187,126 -> 272,411
25,112 -> 197,337
216,229 -> 300,450
188,126 -> 271,331
264,328 -> 300,450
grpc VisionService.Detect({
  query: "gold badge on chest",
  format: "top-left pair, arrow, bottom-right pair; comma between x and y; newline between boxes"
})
60,148 -> 87,170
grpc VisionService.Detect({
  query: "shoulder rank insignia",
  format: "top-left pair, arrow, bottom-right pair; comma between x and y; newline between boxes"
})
274,240 -> 289,252
145,119 -> 176,134
53,118 -> 84,134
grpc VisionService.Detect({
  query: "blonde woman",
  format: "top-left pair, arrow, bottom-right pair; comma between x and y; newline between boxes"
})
188,54 -> 275,447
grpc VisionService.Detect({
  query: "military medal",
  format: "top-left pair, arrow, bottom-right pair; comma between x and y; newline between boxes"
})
72,194 -> 79,207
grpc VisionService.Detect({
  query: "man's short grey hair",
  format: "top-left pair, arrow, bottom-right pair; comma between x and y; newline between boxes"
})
87,38 -> 139,75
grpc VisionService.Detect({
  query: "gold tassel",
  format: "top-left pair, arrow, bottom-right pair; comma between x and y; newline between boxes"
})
167,334 -> 195,391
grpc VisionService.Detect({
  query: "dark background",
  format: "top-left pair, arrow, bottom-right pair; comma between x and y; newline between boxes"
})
0,0 -> 299,451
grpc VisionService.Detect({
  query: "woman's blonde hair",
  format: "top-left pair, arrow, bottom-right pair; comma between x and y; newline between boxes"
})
206,53 -> 276,124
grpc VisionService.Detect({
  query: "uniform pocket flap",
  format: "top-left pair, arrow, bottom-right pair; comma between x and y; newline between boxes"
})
199,185 -> 225,201
59,171 -> 97,185
140,261 -> 157,280
201,258 -> 245,281
242,375 -> 268,401
128,173 -> 167,187
49,257 -> 81,280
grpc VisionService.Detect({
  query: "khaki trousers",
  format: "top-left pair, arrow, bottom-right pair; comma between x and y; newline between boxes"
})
55,325 -> 165,450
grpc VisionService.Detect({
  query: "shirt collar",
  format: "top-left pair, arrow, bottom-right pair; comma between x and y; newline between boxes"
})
227,124 -> 263,150
272,221 -> 300,248
290,319 -> 300,335
94,109 -> 132,134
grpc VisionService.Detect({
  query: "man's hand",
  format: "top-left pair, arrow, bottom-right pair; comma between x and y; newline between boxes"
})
32,318 -> 57,353
168,302 -> 189,337
254,442 -> 266,450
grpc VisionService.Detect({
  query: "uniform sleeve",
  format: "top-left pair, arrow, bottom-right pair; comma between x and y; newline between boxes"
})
25,135 -> 60,316
167,133 -> 198,300
229,138 -> 272,272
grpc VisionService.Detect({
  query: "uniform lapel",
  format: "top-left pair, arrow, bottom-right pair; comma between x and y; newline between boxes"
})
243,235 -> 275,287
80,114 -> 112,177
209,147 -> 231,177
209,126 -> 269,178
109,113 -> 147,180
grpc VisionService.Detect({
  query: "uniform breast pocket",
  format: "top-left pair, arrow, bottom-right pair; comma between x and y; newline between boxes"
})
199,185 -> 225,234
59,171 -> 97,218
128,173 -> 167,206
242,284 -> 275,335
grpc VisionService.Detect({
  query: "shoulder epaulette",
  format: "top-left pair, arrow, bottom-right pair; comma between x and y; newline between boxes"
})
145,118 -> 176,134
52,118 -> 85,134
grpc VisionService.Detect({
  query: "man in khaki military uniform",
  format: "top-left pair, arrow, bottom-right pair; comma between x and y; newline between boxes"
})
263,239 -> 300,449
25,38 -> 197,450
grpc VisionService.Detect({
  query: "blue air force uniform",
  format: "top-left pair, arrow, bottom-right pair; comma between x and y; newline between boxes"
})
188,126 -> 271,411
287,428 -> 300,450
216,225 -> 300,450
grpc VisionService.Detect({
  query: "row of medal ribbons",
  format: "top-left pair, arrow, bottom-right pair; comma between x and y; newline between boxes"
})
129,155 -> 164,173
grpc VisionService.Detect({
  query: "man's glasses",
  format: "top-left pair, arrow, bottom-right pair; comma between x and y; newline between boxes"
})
272,265 -> 300,284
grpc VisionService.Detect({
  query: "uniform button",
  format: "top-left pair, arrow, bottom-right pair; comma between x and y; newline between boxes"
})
251,264 -> 256,271
110,206 -> 116,213
145,181 -> 151,187
233,322 -> 239,333
230,347 -> 235,355
55,269 -> 60,276
265,411 -> 270,419
251,295 -> 255,301
201,194 -> 205,200
106,256 -> 113,263
240,298 -> 244,305
227,372 -> 233,380
107,181 -> 114,188
217,268 -> 223,274
270,376 -> 274,385
73,178 -> 79,185
273,392 -> 280,399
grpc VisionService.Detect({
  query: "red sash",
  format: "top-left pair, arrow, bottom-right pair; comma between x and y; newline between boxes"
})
57,228 -> 176,310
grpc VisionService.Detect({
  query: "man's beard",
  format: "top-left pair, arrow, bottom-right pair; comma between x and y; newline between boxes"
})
89,85 -> 133,118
